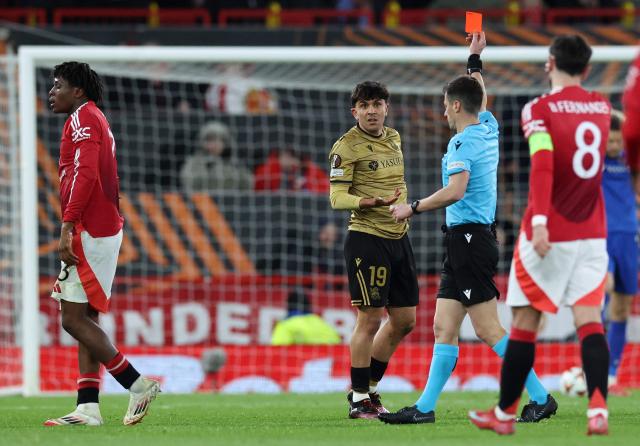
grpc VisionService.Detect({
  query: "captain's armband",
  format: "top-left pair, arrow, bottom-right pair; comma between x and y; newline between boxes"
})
528,132 -> 554,156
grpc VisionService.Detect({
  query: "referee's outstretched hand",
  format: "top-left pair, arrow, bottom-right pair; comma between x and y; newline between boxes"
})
390,203 -> 413,223
466,32 -> 486,55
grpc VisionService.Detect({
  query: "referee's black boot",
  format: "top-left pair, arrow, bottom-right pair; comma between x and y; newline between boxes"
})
378,405 -> 435,424
517,394 -> 558,423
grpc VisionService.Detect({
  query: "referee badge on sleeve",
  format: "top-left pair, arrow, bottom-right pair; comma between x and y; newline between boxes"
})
448,161 -> 466,171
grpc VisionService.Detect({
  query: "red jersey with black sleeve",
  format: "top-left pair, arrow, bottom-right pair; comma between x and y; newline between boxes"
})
520,86 -> 611,242
58,101 -> 124,237
623,52 -> 640,173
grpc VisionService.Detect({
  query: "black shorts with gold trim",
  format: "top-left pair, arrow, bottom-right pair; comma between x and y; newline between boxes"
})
344,230 -> 419,308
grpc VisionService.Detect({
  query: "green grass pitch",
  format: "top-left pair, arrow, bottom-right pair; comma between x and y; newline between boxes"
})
0,392 -> 638,446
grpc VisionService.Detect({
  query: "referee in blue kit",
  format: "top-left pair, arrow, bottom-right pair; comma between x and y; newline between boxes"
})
379,32 -> 555,425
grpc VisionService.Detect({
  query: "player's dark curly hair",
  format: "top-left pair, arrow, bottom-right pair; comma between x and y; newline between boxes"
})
53,61 -> 104,106
351,81 -> 390,107
443,75 -> 483,115
550,35 -> 592,76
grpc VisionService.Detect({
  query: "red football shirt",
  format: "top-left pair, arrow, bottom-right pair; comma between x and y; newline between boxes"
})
58,101 -> 124,237
520,86 -> 611,242
623,52 -> 640,172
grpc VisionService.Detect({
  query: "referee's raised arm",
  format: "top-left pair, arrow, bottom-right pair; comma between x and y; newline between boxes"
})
467,32 -> 487,113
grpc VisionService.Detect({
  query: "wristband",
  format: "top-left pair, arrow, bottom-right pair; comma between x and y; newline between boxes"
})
467,54 -> 482,74
531,214 -> 548,227
411,200 -> 421,215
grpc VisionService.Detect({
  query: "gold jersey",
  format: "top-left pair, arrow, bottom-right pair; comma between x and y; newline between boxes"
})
329,125 -> 408,239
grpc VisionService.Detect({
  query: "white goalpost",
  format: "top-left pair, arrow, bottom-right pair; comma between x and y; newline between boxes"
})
9,44 -> 638,396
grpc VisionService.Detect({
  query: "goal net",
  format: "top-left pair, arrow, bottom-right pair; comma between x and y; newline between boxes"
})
0,56 -> 20,395
7,45 -> 638,395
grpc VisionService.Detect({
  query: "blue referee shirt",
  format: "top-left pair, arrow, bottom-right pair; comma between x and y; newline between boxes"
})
442,110 -> 499,227
603,154 -> 637,234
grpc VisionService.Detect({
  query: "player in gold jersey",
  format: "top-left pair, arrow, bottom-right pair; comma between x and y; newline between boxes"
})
329,81 -> 419,419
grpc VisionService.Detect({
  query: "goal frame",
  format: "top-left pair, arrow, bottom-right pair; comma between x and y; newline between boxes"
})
17,44 -> 638,395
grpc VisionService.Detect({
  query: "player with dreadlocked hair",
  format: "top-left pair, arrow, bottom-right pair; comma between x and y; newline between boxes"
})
52,61 -> 104,107
45,62 -> 160,427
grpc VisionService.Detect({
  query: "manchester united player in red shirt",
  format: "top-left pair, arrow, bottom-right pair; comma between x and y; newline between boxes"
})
623,51 -> 640,175
45,62 -> 160,427
469,36 -> 611,436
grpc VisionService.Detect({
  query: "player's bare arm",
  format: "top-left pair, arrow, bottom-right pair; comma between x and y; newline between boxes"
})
390,171 -> 468,222
58,221 -> 79,266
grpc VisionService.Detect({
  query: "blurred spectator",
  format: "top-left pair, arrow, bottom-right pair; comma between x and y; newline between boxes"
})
271,289 -> 341,345
180,121 -> 254,192
256,215 -> 344,275
294,218 -> 346,275
313,219 -> 345,275
142,121 -> 190,190
543,0 -> 597,6
204,63 -> 277,115
254,148 -> 329,193
336,0 -> 374,26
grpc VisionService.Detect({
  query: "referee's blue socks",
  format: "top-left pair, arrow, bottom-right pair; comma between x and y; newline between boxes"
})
415,343 -> 459,413
493,334 -> 548,404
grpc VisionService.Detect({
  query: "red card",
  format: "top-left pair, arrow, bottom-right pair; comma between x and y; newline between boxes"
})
465,11 -> 482,33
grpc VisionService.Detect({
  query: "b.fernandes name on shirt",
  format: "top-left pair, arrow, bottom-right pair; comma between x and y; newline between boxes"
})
547,100 -> 610,115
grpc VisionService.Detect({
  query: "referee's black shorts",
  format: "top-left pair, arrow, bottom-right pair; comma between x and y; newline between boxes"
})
437,223 -> 500,307
344,230 -> 419,308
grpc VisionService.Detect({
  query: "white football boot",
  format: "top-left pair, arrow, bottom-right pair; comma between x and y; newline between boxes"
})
123,377 -> 161,425
44,403 -> 103,426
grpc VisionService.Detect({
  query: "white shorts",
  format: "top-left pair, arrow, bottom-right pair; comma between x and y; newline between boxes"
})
51,229 -> 122,313
506,232 -> 608,313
